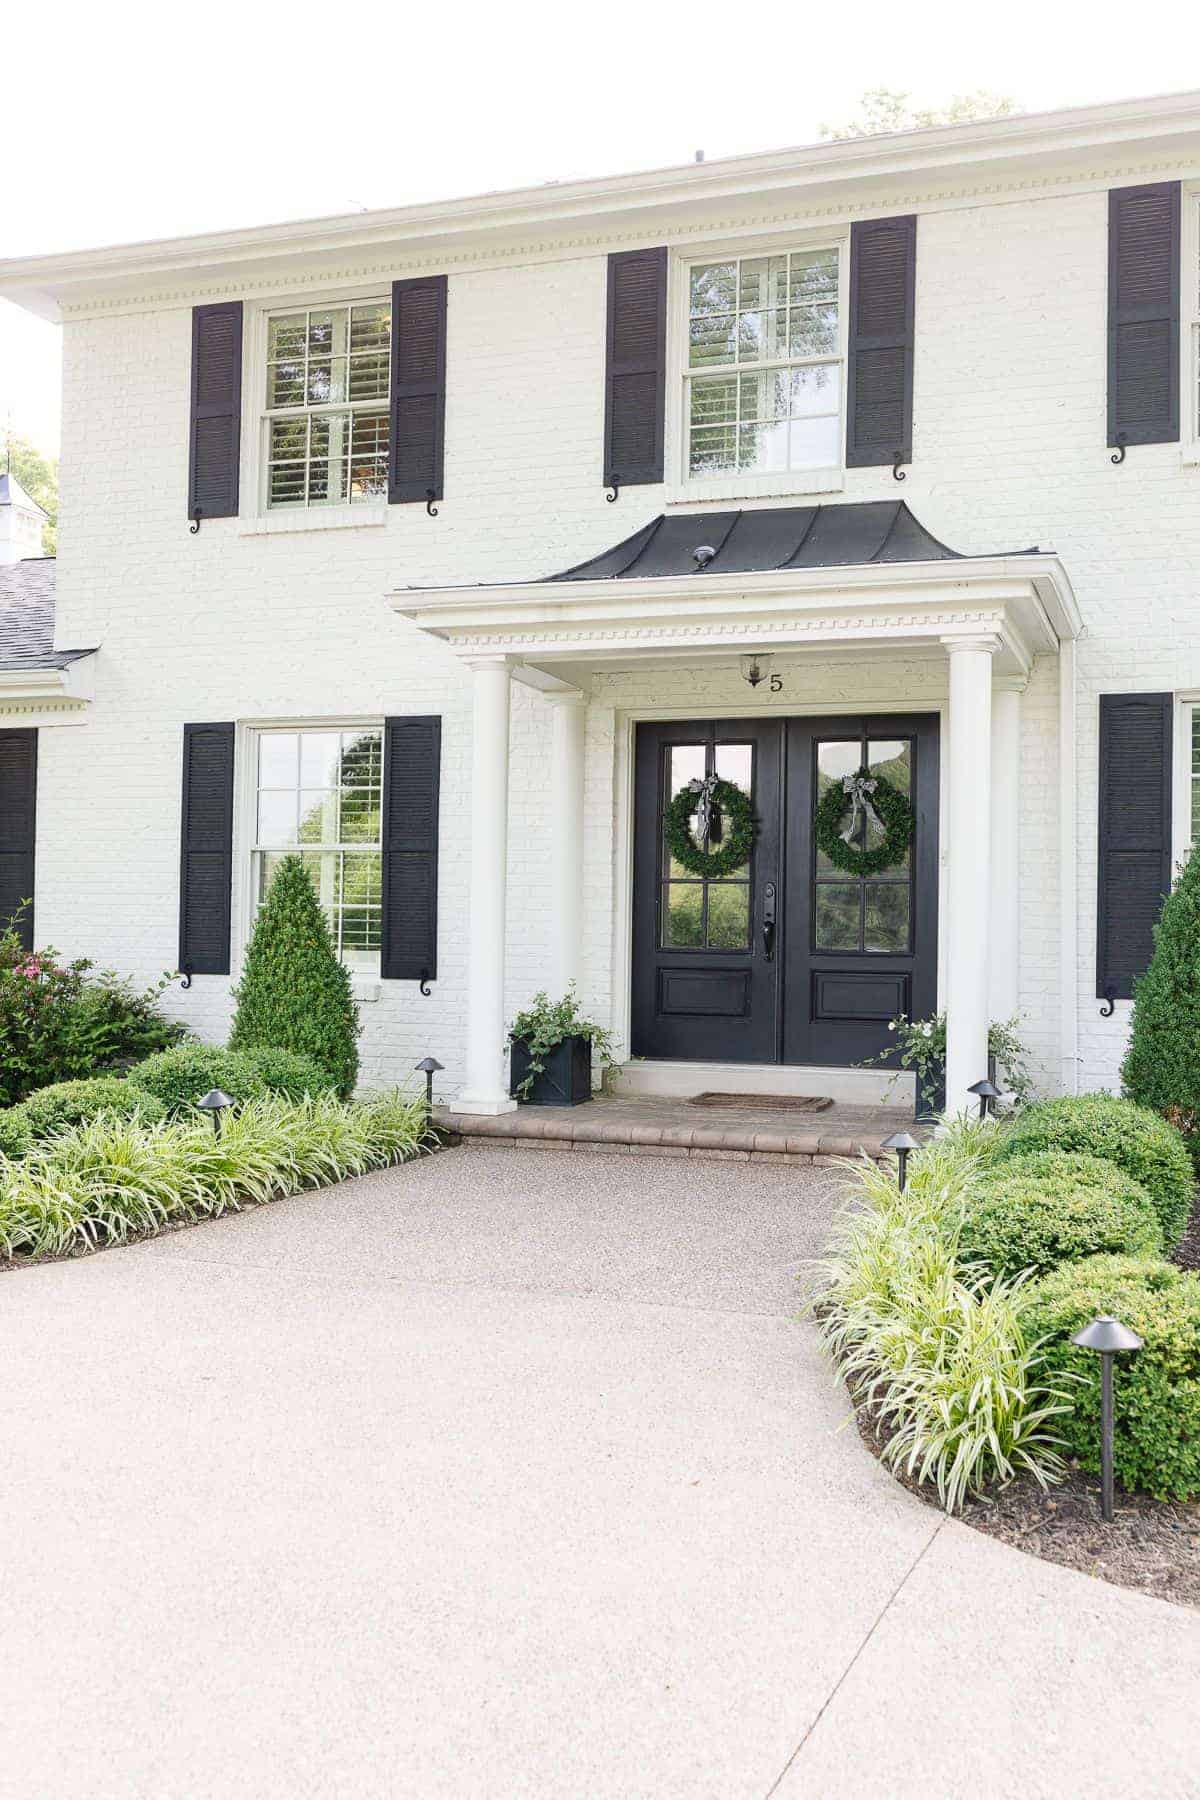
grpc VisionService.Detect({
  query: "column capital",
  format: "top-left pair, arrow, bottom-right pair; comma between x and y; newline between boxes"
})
992,674 -> 1029,694
941,632 -> 1004,658
462,652 -> 514,673
541,686 -> 588,707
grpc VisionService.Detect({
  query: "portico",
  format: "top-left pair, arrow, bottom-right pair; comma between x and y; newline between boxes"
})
390,502 -> 1080,1118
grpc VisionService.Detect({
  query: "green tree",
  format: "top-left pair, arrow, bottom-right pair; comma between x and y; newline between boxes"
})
1122,847 -> 1200,1159
230,854 -> 360,1097
821,88 -> 1019,141
4,433 -> 58,555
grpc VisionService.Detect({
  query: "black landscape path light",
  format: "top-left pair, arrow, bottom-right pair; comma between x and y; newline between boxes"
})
882,1129 -> 921,1191
1070,1313 -> 1144,1522
967,1076 -> 1001,1120
196,1088 -> 235,1135
415,1056 -> 443,1117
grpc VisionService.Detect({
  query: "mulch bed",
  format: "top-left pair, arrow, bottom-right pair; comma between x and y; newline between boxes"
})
854,1406 -> 1200,1610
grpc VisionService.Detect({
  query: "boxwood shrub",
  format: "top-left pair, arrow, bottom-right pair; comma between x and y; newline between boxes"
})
237,1044 -> 334,1100
1025,1255 -> 1200,1500
957,1151 -> 1162,1279
0,1077 -> 168,1160
129,1045 -> 269,1115
997,1093 -> 1194,1248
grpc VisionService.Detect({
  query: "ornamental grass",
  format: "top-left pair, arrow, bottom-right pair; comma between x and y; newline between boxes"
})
0,1090 -> 431,1263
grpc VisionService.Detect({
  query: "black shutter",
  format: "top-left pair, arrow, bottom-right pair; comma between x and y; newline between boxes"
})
1096,693 -> 1173,1001
381,716 -> 441,982
179,723 -> 235,977
188,302 -> 243,521
0,729 -> 37,949
604,246 -> 668,488
846,215 -> 916,468
388,276 -> 448,504
1108,181 -> 1180,448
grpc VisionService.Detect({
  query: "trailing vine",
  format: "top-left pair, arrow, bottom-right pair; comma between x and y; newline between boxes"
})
664,777 -> 756,879
508,986 -> 617,1100
814,768 -> 914,877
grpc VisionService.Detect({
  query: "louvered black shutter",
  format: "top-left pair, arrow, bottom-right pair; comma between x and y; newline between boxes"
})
846,215 -> 916,468
1108,182 -> 1180,448
1096,693 -> 1173,1001
188,302 -> 243,522
178,723 -> 235,977
0,729 -> 37,950
388,276 -> 448,504
604,246 -> 668,489
381,716 -> 441,982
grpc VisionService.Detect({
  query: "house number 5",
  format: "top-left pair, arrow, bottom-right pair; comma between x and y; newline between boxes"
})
769,672 -> 783,692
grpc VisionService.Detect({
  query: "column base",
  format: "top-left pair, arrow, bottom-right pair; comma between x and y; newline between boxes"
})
446,1091 -> 519,1118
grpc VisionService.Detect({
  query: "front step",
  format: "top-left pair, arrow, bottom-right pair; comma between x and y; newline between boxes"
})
435,1096 -> 913,1165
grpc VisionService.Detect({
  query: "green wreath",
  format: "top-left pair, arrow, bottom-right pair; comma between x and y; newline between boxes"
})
665,777 -> 756,878
814,768 -> 914,877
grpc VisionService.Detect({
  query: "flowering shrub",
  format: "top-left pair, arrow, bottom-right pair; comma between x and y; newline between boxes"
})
860,1011 -> 1035,1112
0,917 -> 186,1107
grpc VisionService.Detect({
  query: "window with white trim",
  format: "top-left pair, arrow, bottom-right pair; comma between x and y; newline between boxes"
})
1189,194 -> 1200,448
252,727 -> 383,968
264,302 -> 390,508
1184,704 -> 1200,855
683,246 -> 843,483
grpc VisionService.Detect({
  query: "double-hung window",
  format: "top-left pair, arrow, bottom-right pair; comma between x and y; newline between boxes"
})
1188,192 -> 1200,454
264,301 -> 390,508
252,727 -> 383,969
683,244 -> 844,490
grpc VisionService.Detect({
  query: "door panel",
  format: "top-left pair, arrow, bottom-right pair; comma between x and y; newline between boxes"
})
631,720 -> 782,1062
783,714 -> 939,1067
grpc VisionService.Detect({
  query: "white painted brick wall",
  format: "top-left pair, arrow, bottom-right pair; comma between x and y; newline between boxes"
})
40,186 -> 1200,1098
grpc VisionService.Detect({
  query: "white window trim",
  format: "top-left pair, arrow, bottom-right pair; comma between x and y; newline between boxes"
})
663,227 -> 849,507
1173,694 -> 1200,866
233,717 -> 386,985
1182,185 -> 1200,465
239,284 -> 393,529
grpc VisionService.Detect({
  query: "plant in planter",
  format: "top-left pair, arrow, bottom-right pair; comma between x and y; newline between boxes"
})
860,1012 -> 1035,1119
508,987 -> 617,1106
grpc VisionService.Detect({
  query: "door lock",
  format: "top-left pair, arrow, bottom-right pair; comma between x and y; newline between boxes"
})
762,881 -> 776,961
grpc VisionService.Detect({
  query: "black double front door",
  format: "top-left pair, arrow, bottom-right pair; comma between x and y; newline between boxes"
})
630,715 -> 939,1067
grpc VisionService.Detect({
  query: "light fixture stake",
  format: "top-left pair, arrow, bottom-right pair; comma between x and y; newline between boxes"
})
1070,1313 -> 1144,1521
195,1088 -> 235,1135
415,1056 -> 444,1117
881,1129 -> 921,1191
967,1076 -> 1001,1121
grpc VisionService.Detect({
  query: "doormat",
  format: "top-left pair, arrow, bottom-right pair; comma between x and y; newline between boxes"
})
689,1092 -> 834,1111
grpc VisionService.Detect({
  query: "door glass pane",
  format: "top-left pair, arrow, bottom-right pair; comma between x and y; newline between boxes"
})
664,883 -> 704,947
867,738 -> 911,870
864,883 -> 911,953
814,884 -> 860,950
706,883 -> 749,948
815,739 -> 862,875
714,742 -> 752,788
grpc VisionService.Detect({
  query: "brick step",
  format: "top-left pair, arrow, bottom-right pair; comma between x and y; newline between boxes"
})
434,1104 -> 901,1166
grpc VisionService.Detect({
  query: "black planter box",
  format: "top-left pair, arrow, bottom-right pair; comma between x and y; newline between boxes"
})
509,1034 -> 593,1106
915,1051 -> 997,1124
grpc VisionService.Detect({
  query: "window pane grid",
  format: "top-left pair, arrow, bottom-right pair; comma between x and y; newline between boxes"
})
266,302 -> 390,509
660,741 -> 754,949
812,737 -> 913,954
686,247 -> 841,479
253,729 -> 383,967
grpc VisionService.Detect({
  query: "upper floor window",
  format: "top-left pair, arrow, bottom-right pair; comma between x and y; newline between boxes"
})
684,246 -> 843,486
1189,195 -> 1200,447
264,302 -> 390,508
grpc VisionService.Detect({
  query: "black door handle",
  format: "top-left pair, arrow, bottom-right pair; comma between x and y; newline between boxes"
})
762,881 -> 776,961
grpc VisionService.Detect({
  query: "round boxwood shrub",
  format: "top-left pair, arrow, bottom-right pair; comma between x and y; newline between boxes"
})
238,1044 -> 335,1100
129,1045 -> 268,1115
1025,1255 -> 1200,1500
958,1151 -> 1162,1279
0,1077 -> 168,1159
997,1094 -> 1194,1249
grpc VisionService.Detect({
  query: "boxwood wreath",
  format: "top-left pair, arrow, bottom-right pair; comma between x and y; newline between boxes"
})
814,768 -> 914,877
665,776 -> 757,878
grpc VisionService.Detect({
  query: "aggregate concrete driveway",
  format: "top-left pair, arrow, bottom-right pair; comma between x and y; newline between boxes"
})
2,1145 -> 1199,1799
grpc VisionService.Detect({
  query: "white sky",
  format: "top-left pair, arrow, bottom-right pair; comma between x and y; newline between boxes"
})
2,0 -> 1197,456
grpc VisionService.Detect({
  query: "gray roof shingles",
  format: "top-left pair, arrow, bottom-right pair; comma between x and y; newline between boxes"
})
0,560 -> 95,670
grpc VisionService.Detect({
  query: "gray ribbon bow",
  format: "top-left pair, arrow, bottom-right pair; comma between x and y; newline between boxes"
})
839,773 -> 885,845
687,774 -> 723,844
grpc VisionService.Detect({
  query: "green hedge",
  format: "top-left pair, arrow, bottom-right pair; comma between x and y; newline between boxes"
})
958,1151 -> 1163,1279
0,1077 -> 168,1160
129,1046 -> 269,1114
237,1044 -> 334,1101
1026,1255 -> 1200,1501
997,1093 -> 1194,1248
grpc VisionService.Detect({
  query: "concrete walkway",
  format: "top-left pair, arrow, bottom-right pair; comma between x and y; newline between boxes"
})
1,1147 -> 1197,1798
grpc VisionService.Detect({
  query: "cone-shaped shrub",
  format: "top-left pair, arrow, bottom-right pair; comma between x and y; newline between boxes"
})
1122,846 -> 1200,1164
229,855 -> 360,1097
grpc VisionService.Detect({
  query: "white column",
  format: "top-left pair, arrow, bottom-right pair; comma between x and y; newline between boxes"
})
458,656 -> 517,1115
547,691 -> 587,997
943,636 -> 999,1117
988,683 -> 1023,1026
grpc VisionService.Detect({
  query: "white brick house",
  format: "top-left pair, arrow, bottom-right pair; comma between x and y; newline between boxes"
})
1,92 -> 1198,1116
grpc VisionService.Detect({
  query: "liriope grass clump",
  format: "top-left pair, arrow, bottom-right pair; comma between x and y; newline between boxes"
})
0,1089 -> 432,1263
810,1123 -> 1072,1512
